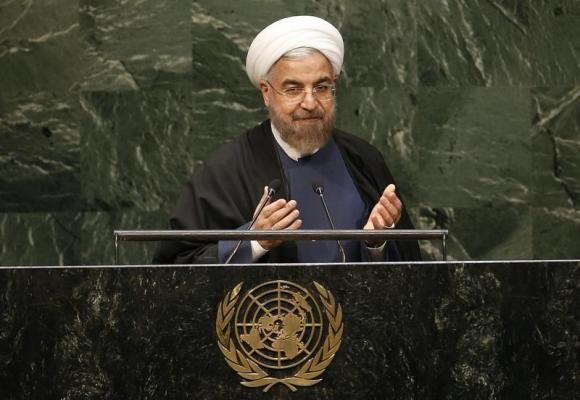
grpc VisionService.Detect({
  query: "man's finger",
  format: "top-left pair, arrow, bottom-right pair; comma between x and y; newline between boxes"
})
267,200 -> 298,223
385,190 -> 402,212
259,199 -> 288,219
371,213 -> 386,230
285,218 -> 303,231
384,184 -> 396,194
375,201 -> 394,224
379,196 -> 400,219
375,201 -> 397,227
273,209 -> 300,230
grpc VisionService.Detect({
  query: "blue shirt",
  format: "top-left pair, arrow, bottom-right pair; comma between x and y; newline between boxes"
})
276,137 -> 366,262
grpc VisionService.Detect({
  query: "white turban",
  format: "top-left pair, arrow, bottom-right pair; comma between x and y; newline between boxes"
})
245,16 -> 344,88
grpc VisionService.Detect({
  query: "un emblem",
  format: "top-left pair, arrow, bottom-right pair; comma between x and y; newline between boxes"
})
216,280 -> 343,392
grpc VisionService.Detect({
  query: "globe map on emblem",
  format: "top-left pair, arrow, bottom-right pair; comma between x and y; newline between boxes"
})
234,280 -> 324,370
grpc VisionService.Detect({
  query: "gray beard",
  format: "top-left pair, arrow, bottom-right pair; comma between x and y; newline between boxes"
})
270,108 -> 336,155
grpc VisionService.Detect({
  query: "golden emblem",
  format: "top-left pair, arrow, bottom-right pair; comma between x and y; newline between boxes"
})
215,280 -> 343,392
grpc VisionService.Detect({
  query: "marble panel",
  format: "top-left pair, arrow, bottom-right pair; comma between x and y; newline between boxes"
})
0,212 -> 80,266
410,205 -> 532,261
80,210 -> 167,265
79,0 -> 191,90
0,94 -> 80,212
533,207 -> 580,259
0,261 -> 578,398
0,266 -> 123,397
532,87 -> 580,207
313,0 -> 418,88
190,88 -> 266,159
191,0 -> 417,92
190,1 -> 319,92
0,0 -> 82,97
411,87 -> 531,208
528,0 -> 580,85
0,0 -> 81,213
80,89 -> 193,212
417,0 -> 531,86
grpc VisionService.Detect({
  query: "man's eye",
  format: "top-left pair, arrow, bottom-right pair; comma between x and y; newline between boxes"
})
283,87 -> 303,95
315,85 -> 331,93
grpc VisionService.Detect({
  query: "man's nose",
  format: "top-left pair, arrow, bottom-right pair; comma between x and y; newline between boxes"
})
299,91 -> 318,110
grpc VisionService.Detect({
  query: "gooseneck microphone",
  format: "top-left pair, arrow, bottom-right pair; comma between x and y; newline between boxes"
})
312,182 -> 346,263
224,179 -> 281,264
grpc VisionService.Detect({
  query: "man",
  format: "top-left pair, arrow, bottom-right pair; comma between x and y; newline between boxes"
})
153,16 -> 421,264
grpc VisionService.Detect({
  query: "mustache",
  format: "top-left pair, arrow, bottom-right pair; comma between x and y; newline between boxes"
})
292,110 -> 324,120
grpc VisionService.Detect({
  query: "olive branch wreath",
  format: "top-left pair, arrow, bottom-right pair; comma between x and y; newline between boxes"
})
215,281 -> 343,392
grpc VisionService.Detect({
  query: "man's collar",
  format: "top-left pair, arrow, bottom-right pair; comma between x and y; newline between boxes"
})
270,121 -> 320,161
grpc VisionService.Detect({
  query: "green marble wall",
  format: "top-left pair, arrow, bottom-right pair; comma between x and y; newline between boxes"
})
1,0 -> 579,265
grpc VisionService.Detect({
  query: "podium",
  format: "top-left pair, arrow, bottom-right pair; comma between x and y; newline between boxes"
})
1,260 -> 579,399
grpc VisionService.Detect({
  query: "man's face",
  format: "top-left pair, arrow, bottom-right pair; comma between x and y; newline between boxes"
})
259,52 -> 336,155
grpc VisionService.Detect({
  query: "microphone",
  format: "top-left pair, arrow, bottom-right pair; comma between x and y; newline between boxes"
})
312,182 -> 346,263
224,179 -> 281,264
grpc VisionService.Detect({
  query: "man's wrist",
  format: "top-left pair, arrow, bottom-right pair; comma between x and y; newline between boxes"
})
251,240 -> 268,260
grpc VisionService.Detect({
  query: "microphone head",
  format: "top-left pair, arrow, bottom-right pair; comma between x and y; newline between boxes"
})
267,179 -> 281,195
312,181 -> 324,194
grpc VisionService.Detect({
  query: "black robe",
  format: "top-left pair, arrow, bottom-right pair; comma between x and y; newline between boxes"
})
153,120 -> 421,264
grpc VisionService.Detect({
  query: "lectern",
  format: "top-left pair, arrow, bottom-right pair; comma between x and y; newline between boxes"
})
1,231 -> 578,399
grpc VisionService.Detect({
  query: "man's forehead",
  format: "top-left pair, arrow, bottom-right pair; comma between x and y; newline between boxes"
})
278,75 -> 333,86
269,53 -> 334,81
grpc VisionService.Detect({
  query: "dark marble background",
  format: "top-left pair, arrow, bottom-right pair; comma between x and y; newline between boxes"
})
1,0 -> 580,265
0,261 -> 578,399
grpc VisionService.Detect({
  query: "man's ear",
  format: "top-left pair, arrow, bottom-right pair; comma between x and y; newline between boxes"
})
259,80 -> 270,107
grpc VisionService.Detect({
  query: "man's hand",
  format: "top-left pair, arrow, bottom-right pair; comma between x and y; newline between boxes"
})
363,184 -> 402,246
252,187 -> 302,251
